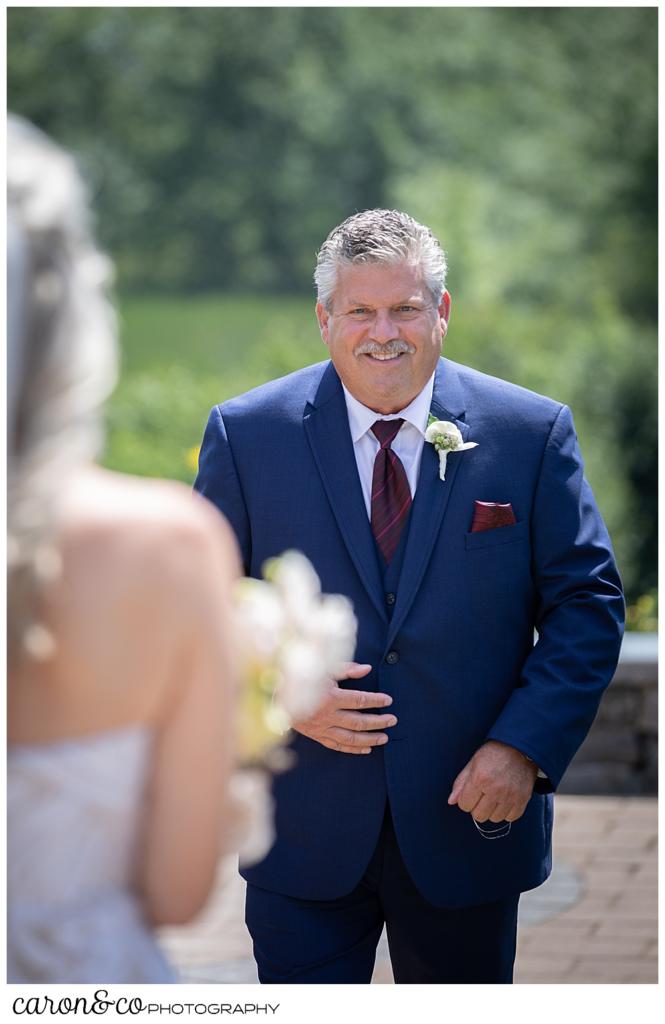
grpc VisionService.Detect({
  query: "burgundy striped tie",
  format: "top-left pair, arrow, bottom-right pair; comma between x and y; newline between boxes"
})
371,419 -> 412,565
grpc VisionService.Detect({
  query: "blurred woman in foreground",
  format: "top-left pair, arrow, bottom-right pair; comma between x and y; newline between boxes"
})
7,116 -> 240,983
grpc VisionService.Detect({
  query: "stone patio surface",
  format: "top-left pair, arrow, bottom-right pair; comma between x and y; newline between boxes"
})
158,794 -> 658,985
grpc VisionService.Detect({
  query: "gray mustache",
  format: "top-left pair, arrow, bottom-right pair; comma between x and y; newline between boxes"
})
354,340 -> 415,358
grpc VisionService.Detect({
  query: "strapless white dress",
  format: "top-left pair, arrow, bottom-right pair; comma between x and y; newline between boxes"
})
8,726 -> 175,983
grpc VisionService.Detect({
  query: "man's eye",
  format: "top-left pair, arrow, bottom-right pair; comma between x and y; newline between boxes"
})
350,308 -> 369,315
397,305 -> 417,312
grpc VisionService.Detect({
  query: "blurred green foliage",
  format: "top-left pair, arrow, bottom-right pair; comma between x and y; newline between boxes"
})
626,590 -> 658,633
8,7 -> 656,613
8,7 -> 656,303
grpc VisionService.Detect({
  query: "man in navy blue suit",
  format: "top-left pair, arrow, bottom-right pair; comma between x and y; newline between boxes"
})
195,210 -> 624,983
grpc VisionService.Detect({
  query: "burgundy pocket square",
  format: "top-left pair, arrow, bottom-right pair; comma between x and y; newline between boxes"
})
470,501 -> 517,533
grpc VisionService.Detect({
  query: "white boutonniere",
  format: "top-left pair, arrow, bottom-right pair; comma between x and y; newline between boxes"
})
425,415 -> 478,481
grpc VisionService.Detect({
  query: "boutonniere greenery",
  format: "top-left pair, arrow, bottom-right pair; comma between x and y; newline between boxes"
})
425,415 -> 478,481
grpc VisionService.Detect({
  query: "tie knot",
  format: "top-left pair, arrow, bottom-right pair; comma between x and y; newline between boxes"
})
371,418 -> 404,450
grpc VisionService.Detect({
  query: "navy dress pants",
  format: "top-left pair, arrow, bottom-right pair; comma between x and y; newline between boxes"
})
245,805 -> 520,984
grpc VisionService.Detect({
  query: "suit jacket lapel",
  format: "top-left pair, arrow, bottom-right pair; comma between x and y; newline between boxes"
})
303,363 -> 387,622
387,358 -> 470,648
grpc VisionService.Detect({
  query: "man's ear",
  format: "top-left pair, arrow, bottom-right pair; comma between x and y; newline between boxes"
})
315,302 -> 330,345
438,291 -> 451,338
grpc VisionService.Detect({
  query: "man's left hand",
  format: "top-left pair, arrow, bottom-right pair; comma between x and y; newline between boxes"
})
447,740 -> 538,823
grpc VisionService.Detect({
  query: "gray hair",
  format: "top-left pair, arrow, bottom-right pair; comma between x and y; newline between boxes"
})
314,209 -> 447,310
7,115 -> 118,661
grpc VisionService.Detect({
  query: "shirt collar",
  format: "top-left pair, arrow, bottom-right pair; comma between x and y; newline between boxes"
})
342,373 -> 435,444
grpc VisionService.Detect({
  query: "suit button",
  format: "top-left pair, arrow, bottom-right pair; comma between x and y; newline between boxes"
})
385,592 -> 396,606
386,651 -> 399,665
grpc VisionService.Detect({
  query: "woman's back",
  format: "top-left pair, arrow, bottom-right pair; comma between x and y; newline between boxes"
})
8,466 -> 240,982
9,466 -> 236,742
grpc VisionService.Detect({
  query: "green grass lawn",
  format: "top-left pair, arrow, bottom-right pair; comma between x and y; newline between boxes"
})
116,294 -> 323,377
105,294 -> 326,483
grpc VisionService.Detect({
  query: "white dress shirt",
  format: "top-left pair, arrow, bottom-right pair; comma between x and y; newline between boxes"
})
342,374 -> 435,519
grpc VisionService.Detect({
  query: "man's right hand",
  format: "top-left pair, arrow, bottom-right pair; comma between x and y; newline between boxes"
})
292,662 -> 397,754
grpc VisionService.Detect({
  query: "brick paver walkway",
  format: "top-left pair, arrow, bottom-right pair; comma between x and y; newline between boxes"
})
158,795 -> 657,984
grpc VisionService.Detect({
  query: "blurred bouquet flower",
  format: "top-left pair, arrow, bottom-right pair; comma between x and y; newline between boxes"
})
233,550 -> 357,766
227,551 -> 356,867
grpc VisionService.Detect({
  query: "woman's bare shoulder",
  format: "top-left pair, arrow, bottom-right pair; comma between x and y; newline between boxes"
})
58,467 -> 239,585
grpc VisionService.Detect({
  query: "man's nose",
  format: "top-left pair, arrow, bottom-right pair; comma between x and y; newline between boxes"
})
368,309 -> 398,343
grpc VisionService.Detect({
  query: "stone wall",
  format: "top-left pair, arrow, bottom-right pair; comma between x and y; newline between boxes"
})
559,633 -> 658,795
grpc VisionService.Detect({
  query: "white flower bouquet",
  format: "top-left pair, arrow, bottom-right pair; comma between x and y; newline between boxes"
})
228,551 -> 357,865
233,550 -> 357,766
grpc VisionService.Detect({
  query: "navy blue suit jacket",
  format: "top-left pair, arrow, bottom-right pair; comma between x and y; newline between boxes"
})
195,357 -> 624,907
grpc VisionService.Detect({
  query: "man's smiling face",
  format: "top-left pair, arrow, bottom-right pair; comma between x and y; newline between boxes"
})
316,261 -> 450,414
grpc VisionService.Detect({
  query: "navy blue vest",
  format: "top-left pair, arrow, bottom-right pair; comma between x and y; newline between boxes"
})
376,505 -> 412,620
